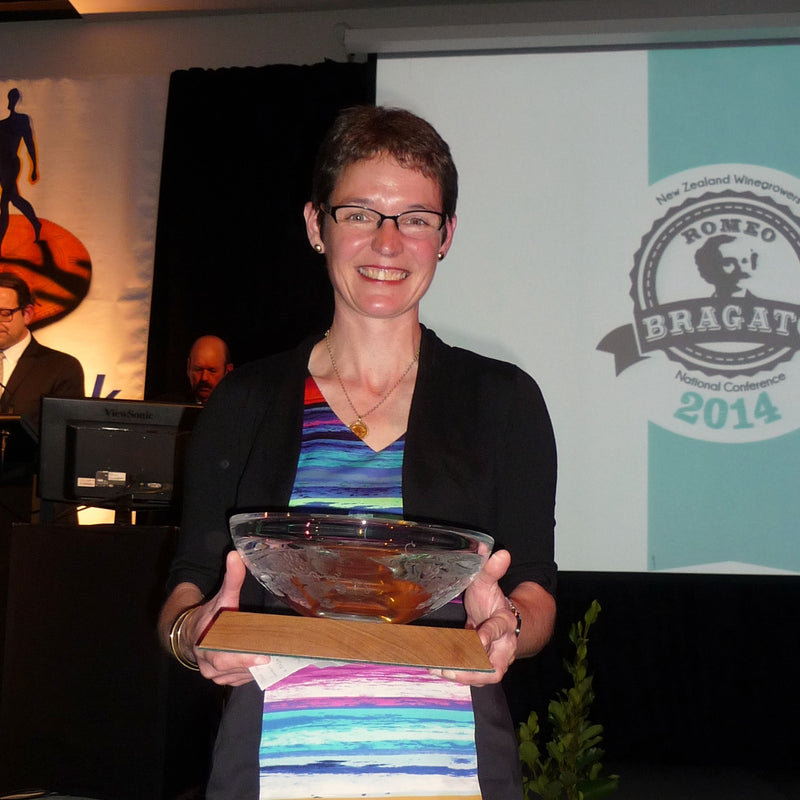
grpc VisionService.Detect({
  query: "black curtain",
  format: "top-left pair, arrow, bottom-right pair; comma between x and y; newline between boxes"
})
146,59 -> 376,399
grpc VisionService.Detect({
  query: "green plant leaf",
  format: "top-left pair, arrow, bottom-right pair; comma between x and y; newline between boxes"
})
519,739 -> 541,766
579,724 -> 604,743
546,741 -> 564,761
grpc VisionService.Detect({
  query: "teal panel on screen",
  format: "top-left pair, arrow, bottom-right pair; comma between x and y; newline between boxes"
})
648,45 -> 800,185
648,423 -> 800,572
647,44 -> 800,572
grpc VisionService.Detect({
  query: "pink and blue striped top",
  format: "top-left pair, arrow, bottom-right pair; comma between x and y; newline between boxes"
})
256,376 -> 481,800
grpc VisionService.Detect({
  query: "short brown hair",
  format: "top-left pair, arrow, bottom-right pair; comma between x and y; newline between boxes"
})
310,106 -> 458,222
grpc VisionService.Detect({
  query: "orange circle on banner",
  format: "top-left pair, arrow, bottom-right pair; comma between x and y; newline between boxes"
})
0,215 -> 91,329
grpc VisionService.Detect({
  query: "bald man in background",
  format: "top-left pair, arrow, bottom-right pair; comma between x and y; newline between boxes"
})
186,335 -> 233,405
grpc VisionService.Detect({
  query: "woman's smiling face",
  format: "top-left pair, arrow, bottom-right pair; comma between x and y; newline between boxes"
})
305,154 -> 456,322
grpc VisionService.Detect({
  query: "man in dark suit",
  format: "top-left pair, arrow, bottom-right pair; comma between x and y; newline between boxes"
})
0,272 -> 84,522
0,273 -> 84,428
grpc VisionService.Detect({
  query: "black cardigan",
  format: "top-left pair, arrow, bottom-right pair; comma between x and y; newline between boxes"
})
169,326 -> 557,800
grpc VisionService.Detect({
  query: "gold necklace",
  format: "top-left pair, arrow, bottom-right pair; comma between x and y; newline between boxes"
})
324,328 -> 420,440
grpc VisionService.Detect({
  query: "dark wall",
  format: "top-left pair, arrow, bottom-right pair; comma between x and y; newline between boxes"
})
504,571 -> 799,768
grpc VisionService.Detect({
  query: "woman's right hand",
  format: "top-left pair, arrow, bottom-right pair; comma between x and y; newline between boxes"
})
164,550 -> 271,687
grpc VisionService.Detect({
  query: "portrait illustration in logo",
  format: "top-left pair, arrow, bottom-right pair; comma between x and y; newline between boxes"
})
600,191 -> 800,377
694,233 -> 759,300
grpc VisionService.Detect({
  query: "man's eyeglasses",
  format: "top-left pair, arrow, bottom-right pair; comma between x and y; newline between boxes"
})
0,307 -> 22,321
324,205 -> 445,239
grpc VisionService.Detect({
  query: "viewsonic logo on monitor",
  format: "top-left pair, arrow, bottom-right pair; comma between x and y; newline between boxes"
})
102,406 -> 155,421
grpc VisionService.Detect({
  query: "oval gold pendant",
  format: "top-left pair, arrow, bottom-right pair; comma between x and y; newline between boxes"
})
349,419 -> 368,440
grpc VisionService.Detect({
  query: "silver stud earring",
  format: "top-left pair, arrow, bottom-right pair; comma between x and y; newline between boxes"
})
437,252 -> 444,261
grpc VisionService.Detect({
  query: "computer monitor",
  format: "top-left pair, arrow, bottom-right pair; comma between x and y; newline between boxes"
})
38,397 -> 202,522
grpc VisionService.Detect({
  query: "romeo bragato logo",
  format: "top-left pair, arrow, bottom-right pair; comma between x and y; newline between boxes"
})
599,175 -> 800,442
600,190 -> 800,377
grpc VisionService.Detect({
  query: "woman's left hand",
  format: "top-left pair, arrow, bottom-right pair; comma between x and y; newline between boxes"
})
429,548 -> 518,687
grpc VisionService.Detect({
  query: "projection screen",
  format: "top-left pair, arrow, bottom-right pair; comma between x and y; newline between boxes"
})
377,45 -> 800,574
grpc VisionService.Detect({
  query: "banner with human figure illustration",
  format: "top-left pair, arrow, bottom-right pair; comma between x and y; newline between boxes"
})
0,76 -> 168,401
378,43 -> 800,575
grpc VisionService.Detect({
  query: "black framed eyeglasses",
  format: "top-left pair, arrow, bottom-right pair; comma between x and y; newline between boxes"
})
0,307 -> 22,321
324,205 -> 446,239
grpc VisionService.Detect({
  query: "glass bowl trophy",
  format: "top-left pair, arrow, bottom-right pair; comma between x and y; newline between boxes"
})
198,512 -> 495,672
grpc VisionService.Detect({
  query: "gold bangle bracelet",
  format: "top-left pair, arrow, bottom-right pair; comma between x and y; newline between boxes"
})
169,605 -> 201,671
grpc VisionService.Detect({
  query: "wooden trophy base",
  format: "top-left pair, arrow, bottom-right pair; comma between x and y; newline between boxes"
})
198,610 -> 493,672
